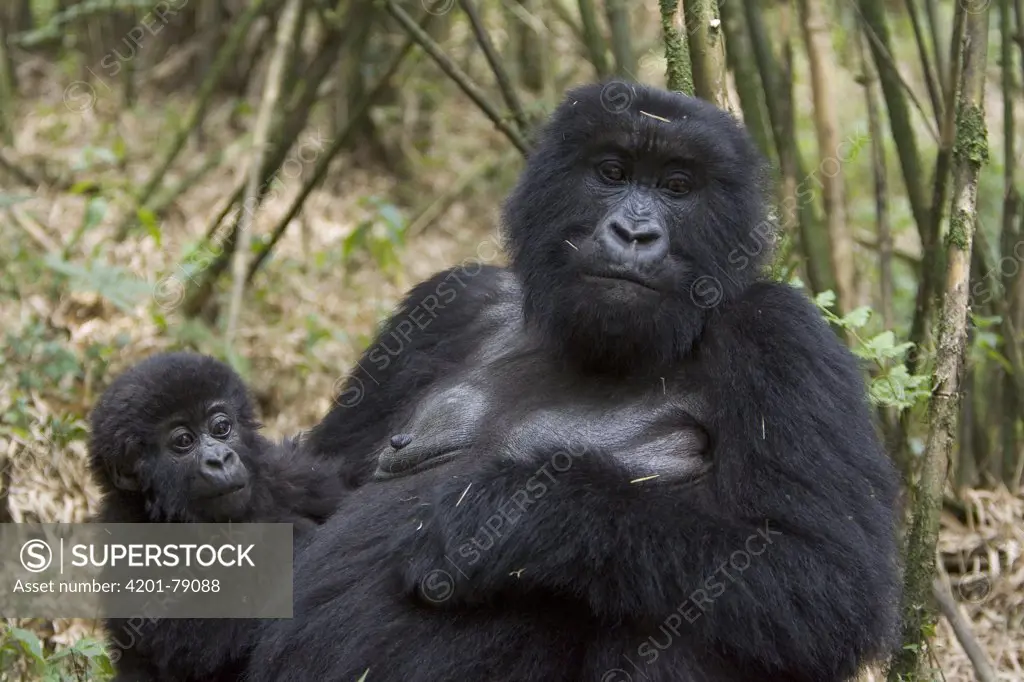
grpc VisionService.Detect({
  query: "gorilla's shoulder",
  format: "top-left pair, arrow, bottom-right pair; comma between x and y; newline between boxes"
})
704,280 -> 859,374
390,264 -> 522,333
404,264 -> 519,304
715,281 -> 834,339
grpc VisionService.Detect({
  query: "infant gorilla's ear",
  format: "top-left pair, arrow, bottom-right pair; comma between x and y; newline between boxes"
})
107,457 -> 140,492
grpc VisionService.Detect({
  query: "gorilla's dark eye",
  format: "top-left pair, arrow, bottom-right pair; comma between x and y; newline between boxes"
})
597,160 -> 627,184
663,172 -> 693,196
171,429 -> 196,453
209,415 -> 232,439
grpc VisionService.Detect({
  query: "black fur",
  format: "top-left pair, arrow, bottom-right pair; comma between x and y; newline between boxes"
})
88,352 -> 344,682
303,263 -> 516,486
256,82 -> 900,682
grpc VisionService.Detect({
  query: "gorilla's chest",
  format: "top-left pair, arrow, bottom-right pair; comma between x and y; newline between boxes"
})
374,362 -> 709,482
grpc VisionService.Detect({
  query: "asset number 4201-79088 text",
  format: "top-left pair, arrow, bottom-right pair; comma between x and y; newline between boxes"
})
125,579 -> 221,593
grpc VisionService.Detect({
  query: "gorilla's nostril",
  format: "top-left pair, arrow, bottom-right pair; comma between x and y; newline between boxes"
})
632,228 -> 660,245
610,221 -> 632,243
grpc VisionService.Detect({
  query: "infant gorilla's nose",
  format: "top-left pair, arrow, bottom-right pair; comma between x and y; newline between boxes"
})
596,208 -> 668,265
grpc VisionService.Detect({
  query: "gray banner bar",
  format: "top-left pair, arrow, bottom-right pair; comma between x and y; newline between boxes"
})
0,523 -> 293,618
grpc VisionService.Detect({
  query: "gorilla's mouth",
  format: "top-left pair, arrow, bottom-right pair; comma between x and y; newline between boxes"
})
582,272 -> 659,292
198,481 -> 248,500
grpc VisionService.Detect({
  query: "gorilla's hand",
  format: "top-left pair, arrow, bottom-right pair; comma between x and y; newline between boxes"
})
399,447 -> 714,615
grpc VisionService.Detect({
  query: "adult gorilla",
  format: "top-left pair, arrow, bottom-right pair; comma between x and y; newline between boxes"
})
249,82 -> 900,682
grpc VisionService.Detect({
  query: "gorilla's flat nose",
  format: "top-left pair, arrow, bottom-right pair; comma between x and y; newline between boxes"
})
597,211 -> 669,264
609,220 -> 661,245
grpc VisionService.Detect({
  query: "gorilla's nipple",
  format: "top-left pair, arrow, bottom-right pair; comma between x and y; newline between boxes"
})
390,433 -> 414,450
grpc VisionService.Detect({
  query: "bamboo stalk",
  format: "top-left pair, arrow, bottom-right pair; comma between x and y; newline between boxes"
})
116,0 -> 271,240
904,0 -> 944,123
245,13 -> 430,284
577,0 -> 609,78
907,3 -> 967,376
888,6 -> 992,679
857,0 -> 932,243
383,0 -> 529,156
798,0 -> 858,313
181,24 -> 349,318
857,35 -> 893,329
682,0 -> 729,109
931,580 -> 998,682
459,0 -> 530,134
743,0 -> 835,296
718,0 -> 772,160
1003,0 -> 1024,484
224,0 -> 303,345
604,0 -> 637,78
658,0 -> 693,95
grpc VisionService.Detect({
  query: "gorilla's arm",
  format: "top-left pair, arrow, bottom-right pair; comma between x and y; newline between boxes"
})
106,617 -> 252,682
255,437 -> 346,528
404,283 -> 900,680
304,264 -> 516,486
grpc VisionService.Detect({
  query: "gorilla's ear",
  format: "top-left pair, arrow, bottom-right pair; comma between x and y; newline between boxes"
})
110,464 -> 140,491
107,439 -> 141,491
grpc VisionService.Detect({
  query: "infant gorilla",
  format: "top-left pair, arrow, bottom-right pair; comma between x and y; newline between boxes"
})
88,351 -> 346,682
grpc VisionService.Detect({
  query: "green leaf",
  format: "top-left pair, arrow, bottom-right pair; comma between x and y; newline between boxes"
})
813,290 -> 836,310
137,207 -> 161,244
855,331 -> 915,360
341,222 -> 371,261
0,194 -> 33,208
113,136 -> 128,161
840,306 -> 872,329
10,627 -> 45,662
68,180 -> 100,195
378,203 -> 406,234
971,313 -> 1002,329
869,365 -> 930,411
41,254 -> 151,312
97,651 -> 117,675
70,636 -> 109,659
82,196 -> 108,232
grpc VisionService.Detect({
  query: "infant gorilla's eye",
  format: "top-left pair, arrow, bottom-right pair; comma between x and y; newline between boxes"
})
209,415 -> 232,439
171,430 -> 195,453
597,160 -> 627,184
663,172 -> 693,196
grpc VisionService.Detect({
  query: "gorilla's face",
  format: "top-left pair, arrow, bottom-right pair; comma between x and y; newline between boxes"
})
90,352 -> 262,522
503,82 -> 770,373
117,399 -> 258,523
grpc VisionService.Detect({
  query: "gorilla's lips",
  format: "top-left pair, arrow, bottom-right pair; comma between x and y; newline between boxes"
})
190,481 -> 252,521
193,479 -> 249,499
581,270 -> 660,292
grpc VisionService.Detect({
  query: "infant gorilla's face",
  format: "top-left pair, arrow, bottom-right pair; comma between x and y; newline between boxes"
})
142,403 -> 255,522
